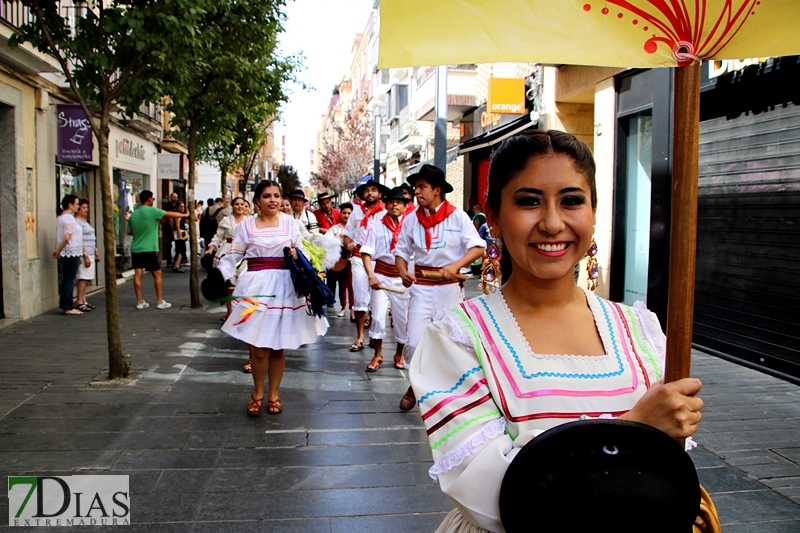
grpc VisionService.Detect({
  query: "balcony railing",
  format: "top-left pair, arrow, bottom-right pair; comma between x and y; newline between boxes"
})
138,102 -> 163,124
1,0 -> 34,29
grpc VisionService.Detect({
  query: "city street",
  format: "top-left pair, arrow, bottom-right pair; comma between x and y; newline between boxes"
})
1,273 -> 800,532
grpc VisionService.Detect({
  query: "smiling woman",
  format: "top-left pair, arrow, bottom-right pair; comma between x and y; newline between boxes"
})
409,130 -> 705,533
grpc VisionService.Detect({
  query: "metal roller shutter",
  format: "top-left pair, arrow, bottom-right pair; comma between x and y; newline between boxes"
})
694,103 -> 800,380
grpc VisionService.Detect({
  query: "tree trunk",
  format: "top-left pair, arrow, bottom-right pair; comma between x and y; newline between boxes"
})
97,109 -> 127,379
187,122 -> 201,307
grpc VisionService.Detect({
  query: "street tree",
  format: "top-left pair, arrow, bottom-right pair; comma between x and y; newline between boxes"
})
277,164 -> 301,196
11,0 -> 205,379
161,0 -> 298,308
311,110 -> 374,197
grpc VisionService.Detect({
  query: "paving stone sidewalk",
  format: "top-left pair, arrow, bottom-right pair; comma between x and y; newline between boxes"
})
1,273 -> 799,532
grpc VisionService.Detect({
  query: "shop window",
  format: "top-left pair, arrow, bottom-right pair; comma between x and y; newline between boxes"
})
58,165 -> 90,204
113,169 -> 149,272
621,113 -> 653,305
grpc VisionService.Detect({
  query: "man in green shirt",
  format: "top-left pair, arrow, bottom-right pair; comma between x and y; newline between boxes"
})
127,190 -> 188,309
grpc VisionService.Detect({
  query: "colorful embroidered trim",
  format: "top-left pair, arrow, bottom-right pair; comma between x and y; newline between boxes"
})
422,379 -> 489,421
427,394 -> 492,435
418,366 -> 482,405
247,257 -> 287,271
430,409 -> 501,450
623,305 -> 662,381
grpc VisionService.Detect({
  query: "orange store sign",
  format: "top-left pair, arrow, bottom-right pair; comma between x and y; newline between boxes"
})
488,77 -> 525,114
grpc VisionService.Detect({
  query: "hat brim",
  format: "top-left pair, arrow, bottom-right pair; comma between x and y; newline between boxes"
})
406,173 -> 454,194
384,194 -> 411,204
500,420 -> 700,533
355,181 -> 390,200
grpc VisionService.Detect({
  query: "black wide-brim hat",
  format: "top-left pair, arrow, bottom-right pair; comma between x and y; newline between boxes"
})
315,192 -> 334,203
500,420 -> 700,533
354,179 -> 390,201
406,163 -> 453,194
201,268 -> 230,302
384,186 -> 411,204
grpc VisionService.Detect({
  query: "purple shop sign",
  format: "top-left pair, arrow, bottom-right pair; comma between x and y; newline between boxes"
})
57,104 -> 94,162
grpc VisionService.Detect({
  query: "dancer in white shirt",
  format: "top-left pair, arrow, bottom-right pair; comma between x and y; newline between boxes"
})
342,178 -> 389,351
394,165 -> 485,410
361,187 -> 412,372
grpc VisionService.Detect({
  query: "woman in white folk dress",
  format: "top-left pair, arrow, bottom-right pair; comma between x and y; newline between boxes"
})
410,130 -> 704,533
217,181 -> 328,415
205,196 -> 249,323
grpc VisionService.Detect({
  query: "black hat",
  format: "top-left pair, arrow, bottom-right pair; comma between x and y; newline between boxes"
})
500,420 -> 700,533
201,268 -> 230,302
398,182 -> 414,196
288,189 -> 307,201
316,192 -> 334,202
384,186 -> 411,204
354,178 -> 390,201
406,164 -> 453,194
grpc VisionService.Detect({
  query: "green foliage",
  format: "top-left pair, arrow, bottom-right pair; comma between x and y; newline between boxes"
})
277,164 -> 300,196
10,0 -> 206,120
162,0 -> 299,165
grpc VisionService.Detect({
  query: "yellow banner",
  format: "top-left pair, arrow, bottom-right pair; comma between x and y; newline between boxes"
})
379,0 -> 800,69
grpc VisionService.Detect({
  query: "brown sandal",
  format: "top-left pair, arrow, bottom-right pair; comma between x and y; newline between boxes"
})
247,395 -> 263,415
366,356 -> 383,372
393,355 -> 405,370
267,398 -> 282,415
399,386 -> 416,411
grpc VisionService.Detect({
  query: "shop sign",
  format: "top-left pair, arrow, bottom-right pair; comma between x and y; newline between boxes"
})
488,77 -> 525,114
56,104 -> 93,162
157,153 -> 181,180
115,138 -> 147,160
708,57 -> 768,79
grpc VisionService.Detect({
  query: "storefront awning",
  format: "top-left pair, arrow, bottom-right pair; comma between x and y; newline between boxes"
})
458,111 -> 539,156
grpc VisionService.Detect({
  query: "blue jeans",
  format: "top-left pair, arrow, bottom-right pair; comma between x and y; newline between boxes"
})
59,256 -> 81,310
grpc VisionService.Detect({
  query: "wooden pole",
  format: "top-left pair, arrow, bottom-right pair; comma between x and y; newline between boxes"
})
665,62 -> 701,383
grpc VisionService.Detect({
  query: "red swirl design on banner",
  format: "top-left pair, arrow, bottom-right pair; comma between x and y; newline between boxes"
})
582,1 -> 759,65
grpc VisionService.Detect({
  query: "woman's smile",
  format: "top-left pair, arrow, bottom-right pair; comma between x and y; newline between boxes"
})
530,241 -> 572,256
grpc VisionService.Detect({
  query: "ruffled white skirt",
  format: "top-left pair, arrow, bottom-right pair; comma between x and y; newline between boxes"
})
435,508 -> 492,533
221,268 -> 328,349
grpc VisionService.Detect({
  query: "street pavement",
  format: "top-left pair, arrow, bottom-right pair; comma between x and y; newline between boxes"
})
1,271 -> 800,532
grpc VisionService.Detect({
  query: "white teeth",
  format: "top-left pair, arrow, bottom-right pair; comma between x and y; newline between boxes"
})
535,243 -> 567,252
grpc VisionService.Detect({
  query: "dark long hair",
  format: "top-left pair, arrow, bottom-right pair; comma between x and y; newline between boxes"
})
486,130 -> 597,279
58,194 -> 79,216
253,180 -> 281,199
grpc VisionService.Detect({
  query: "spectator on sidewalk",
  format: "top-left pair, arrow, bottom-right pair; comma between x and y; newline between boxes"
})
163,192 -> 180,266
74,198 -> 99,312
53,194 -> 84,315
128,190 -> 189,310
171,202 -> 190,273
200,197 -> 226,247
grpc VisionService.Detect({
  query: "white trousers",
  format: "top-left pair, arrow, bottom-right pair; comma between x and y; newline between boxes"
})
350,256 -> 371,312
368,273 -> 410,344
404,283 -> 464,367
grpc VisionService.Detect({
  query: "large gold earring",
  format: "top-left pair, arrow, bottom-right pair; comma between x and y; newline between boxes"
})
479,241 -> 502,294
586,238 -> 599,291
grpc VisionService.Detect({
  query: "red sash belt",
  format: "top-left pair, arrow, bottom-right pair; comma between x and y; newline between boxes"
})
247,257 -> 287,271
225,237 -> 233,243
353,244 -> 362,258
415,265 -> 459,286
374,259 -> 400,278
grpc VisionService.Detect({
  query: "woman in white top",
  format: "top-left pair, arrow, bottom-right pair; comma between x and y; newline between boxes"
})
410,131 -> 704,533
205,197 -> 249,322
218,181 -> 328,415
74,198 -> 99,312
53,195 -> 84,315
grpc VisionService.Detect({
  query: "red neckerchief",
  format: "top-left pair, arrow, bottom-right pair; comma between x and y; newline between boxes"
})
416,200 -> 456,251
359,200 -> 385,228
403,202 -> 416,217
381,214 -> 402,251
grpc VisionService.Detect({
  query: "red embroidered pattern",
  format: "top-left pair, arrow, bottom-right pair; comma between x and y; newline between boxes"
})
582,1 -> 759,65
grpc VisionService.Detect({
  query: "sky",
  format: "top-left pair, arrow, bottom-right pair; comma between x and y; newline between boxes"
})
274,0 -> 376,184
